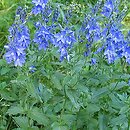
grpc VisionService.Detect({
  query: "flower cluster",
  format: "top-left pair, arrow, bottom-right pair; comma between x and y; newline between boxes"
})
54,28 -> 76,61
4,7 -> 30,67
4,24 -> 30,66
101,0 -> 114,17
85,17 -> 101,43
16,6 -> 27,23
101,0 -> 130,64
103,24 -> 130,64
33,23 -> 53,50
34,22 -> 76,61
52,8 -> 60,23
82,0 -> 130,65
4,0 -> 129,67
32,0 -> 48,15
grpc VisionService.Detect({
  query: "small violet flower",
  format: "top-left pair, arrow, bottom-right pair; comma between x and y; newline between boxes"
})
33,25 -> 52,50
54,28 -> 76,61
32,0 -> 48,15
91,58 -> 97,65
4,23 -> 30,66
101,0 -> 114,17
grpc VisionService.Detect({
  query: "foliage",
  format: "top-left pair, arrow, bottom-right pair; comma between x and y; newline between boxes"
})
0,0 -> 130,130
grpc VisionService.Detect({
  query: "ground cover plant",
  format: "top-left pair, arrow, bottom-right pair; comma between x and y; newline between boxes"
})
0,0 -> 130,129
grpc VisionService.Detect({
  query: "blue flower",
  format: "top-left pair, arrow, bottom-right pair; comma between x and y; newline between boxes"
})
59,47 -> 69,61
126,30 -> 130,43
101,0 -> 114,17
42,6 -> 52,23
29,65 -> 36,73
33,25 -> 52,50
4,23 -> 30,66
32,0 -> 48,7
85,18 -> 101,42
32,0 -> 48,15
4,44 -> 26,66
17,25 -> 30,49
52,8 -> 59,22
128,80 -> 130,86
16,7 -> 27,23
91,58 -> 97,65
122,47 -> 130,64
54,28 -> 76,61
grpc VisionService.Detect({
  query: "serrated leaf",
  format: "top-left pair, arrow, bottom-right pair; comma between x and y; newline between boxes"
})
28,107 -> 49,126
62,75 -> 71,86
37,84 -> 52,102
87,104 -> 100,114
110,115 -> 127,126
0,82 -> 7,89
69,74 -> 78,86
6,106 -> 24,115
13,116 -> 29,128
52,126 -> 68,130
51,73 -> 63,90
53,102 -> 63,113
110,93 -> 124,110
87,118 -> 98,130
0,67 -> 10,75
0,89 -> 17,101
61,114 -> 76,126
51,122 -> 68,130
92,87 -> 109,100
98,114 -> 108,130
0,59 -> 6,66
121,74 -> 130,79
66,90 -> 80,110
119,106 -> 129,114
116,81 -> 128,90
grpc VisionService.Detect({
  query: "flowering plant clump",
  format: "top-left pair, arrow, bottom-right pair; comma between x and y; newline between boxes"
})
0,0 -> 130,129
4,0 -> 130,66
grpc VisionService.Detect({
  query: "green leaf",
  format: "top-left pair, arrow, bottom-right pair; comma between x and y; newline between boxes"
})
110,114 -> 127,126
87,104 -> 100,114
121,74 -> 130,80
6,106 -> 24,115
51,122 -> 68,130
87,118 -> 98,130
52,126 -> 68,130
0,67 -> 10,75
0,59 -> 6,66
38,84 -> 52,102
116,81 -> 128,90
98,114 -> 108,130
0,82 -> 7,89
58,6 -> 65,21
119,106 -> 129,114
13,116 -> 29,128
53,102 -> 63,113
110,93 -> 124,110
92,87 -> 109,100
0,89 -> 17,101
51,72 -> 63,90
61,114 -> 76,127
72,59 -> 85,73
28,107 -> 49,126
62,75 -> 71,86
66,90 -> 80,110
96,74 -> 110,84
